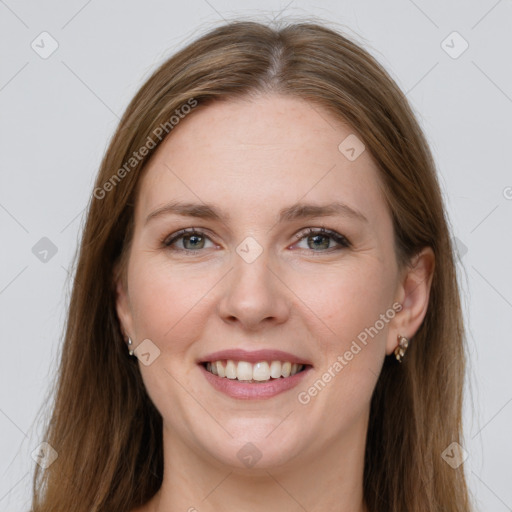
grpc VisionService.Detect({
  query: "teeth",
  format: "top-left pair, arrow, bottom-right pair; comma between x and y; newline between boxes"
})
225,360 -> 237,379
216,361 -> 225,377
237,361 -> 253,381
252,361 -> 270,381
270,360 -> 282,378
204,359 -> 305,382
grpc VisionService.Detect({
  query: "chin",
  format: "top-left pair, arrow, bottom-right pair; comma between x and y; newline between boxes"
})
192,424 -> 305,470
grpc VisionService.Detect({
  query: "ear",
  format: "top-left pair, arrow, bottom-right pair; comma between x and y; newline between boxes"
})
386,246 -> 435,355
114,263 -> 134,342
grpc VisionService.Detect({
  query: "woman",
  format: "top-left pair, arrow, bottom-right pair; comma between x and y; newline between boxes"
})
31,20 -> 473,512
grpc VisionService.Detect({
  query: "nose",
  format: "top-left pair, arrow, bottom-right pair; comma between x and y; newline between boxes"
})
216,247 -> 291,331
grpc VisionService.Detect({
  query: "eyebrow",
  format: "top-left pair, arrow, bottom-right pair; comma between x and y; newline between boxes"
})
144,200 -> 368,225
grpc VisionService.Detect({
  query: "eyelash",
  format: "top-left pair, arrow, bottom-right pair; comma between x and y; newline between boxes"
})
161,226 -> 351,255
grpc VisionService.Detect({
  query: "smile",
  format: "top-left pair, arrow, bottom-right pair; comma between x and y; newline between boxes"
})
199,360 -> 312,400
203,360 -> 306,382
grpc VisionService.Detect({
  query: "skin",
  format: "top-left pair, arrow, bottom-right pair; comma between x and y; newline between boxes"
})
115,94 -> 434,512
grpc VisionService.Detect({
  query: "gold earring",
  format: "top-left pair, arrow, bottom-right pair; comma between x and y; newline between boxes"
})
127,337 -> 134,356
394,334 -> 409,362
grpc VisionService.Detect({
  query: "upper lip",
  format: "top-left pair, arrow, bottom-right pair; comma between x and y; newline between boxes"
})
199,348 -> 312,366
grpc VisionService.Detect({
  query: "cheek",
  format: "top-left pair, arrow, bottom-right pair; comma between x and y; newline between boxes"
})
290,260 -> 394,352
127,255 -> 222,419
128,255 -> 219,353
298,268 -> 393,404
284,261 -> 395,440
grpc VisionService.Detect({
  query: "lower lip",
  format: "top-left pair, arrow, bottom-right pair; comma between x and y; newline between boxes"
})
199,363 -> 312,400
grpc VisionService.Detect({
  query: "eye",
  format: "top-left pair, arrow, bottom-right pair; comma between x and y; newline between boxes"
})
293,227 -> 351,252
162,228 -> 216,252
161,226 -> 351,255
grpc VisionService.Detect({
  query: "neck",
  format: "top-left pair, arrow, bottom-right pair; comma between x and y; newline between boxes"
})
148,413 -> 369,512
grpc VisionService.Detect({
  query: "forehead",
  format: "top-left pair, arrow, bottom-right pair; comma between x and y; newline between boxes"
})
135,94 -> 388,227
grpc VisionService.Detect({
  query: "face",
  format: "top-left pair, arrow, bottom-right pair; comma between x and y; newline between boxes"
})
116,94 -> 413,471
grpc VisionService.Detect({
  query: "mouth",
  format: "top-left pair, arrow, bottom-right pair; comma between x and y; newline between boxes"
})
197,348 -> 313,399
200,360 -> 311,383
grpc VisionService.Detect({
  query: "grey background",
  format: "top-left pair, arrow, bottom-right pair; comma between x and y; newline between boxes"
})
1,1 -> 511,510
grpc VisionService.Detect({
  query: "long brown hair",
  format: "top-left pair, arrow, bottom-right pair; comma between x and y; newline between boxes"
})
31,19 -> 473,511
